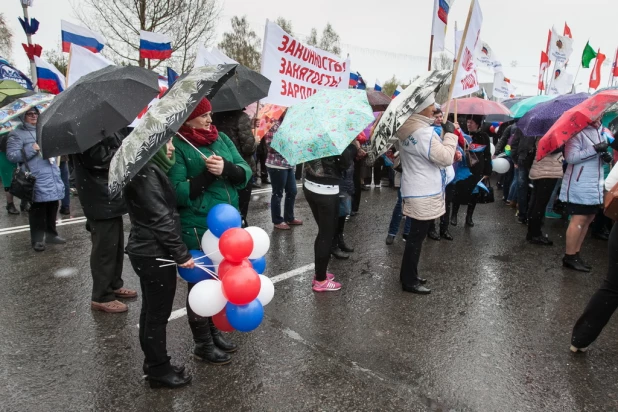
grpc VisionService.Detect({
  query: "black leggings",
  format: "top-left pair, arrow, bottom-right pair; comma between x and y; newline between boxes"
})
29,200 -> 59,244
527,178 -> 557,237
304,186 -> 339,281
399,218 -> 432,287
572,224 -> 618,348
129,255 -> 176,377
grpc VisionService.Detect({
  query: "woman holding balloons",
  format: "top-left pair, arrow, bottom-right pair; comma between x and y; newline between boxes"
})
168,98 -> 252,365
123,139 -> 195,389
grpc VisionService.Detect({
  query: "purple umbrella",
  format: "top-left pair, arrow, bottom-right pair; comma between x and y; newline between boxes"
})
517,93 -> 589,137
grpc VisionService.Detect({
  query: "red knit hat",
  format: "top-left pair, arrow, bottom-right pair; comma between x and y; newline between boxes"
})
187,98 -> 212,121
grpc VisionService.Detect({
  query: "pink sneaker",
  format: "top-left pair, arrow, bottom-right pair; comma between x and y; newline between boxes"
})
312,279 -> 342,292
312,273 -> 335,286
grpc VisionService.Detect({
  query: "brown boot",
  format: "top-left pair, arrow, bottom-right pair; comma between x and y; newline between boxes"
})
91,300 -> 128,313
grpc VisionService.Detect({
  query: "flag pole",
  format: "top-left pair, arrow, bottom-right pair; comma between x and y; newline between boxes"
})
21,2 -> 38,91
65,46 -> 73,86
571,62 -> 582,93
428,35 -> 434,71
444,0 -> 475,120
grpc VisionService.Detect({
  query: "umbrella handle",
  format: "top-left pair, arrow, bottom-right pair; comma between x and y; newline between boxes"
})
175,132 -> 209,160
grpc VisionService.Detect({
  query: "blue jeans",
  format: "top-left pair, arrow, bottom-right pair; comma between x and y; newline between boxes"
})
267,167 -> 297,224
508,168 -> 519,202
60,161 -> 70,209
388,189 -> 412,236
517,165 -> 530,218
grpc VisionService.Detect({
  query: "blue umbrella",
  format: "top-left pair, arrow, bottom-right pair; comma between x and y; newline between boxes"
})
517,93 -> 589,137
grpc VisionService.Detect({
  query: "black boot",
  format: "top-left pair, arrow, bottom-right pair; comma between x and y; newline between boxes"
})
6,202 -> 19,215
562,254 -> 591,273
337,234 -> 354,253
465,203 -> 476,227
440,229 -> 453,241
190,321 -> 232,365
330,246 -> 350,260
209,318 -> 237,353
143,362 -> 185,376
576,253 -> 592,270
20,201 -> 31,212
450,204 -> 459,226
148,371 -> 192,389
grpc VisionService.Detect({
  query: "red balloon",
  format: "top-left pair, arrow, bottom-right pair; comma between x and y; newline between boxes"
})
218,259 -> 252,280
221,266 -> 261,305
212,308 -> 234,332
218,228 -> 254,263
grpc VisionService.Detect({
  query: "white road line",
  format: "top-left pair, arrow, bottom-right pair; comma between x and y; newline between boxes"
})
138,262 -> 315,327
252,183 -> 301,195
0,216 -> 87,233
0,217 -> 88,236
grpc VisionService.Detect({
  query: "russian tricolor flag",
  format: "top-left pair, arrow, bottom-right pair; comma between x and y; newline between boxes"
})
392,86 -> 403,99
374,79 -> 382,92
140,31 -> 173,60
349,72 -> 359,88
34,56 -> 66,95
61,20 -> 106,53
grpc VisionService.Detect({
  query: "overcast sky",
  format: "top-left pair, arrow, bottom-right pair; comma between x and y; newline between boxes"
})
4,0 -> 618,95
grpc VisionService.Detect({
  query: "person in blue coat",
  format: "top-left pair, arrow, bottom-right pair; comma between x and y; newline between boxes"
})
6,107 -> 65,252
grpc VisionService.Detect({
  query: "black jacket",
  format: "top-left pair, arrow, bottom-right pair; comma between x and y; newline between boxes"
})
123,162 -> 191,264
304,144 -> 358,186
72,130 -> 128,220
495,124 -> 514,155
469,131 -> 492,177
510,128 -> 536,170
212,111 -> 257,174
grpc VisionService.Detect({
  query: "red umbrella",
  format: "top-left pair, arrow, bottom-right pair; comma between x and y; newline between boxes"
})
442,97 -> 511,116
536,90 -> 618,160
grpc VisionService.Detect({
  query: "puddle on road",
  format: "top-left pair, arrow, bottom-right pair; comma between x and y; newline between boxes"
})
53,267 -> 78,278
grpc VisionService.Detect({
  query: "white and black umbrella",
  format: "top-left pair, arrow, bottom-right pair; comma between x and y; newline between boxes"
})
108,64 -> 237,198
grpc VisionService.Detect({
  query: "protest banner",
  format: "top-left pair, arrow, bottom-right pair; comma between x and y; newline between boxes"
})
260,20 -> 351,107
450,0 -> 483,100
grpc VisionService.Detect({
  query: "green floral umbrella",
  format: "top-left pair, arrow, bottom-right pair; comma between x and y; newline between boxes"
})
509,95 -> 557,119
271,89 -> 374,165
0,93 -> 54,125
0,80 -> 34,104
108,64 -> 236,197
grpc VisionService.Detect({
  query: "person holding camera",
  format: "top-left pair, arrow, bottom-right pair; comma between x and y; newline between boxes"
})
560,118 -> 614,272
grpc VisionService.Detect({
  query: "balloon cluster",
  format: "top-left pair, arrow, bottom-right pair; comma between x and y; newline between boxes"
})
489,121 -> 502,134
180,204 -> 274,333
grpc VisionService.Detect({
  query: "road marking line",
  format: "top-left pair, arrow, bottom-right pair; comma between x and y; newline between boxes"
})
0,216 -> 87,233
137,262 -> 315,327
0,217 -> 88,236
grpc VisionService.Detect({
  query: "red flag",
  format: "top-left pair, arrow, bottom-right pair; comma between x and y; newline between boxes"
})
545,29 -> 552,65
589,50 -> 606,90
613,49 -> 618,78
563,23 -> 572,39
538,51 -> 549,91
22,43 -> 42,61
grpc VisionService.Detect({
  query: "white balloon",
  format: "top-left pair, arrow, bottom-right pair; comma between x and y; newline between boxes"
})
257,275 -> 275,306
187,279 -> 227,317
492,158 -> 511,174
490,143 -> 496,156
202,230 -> 224,264
244,226 -> 270,259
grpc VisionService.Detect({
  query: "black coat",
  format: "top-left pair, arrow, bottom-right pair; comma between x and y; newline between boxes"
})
510,127 -> 536,170
212,111 -> 257,174
304,144 -> 358,186
72,130 -> 128,220
123,162 -> 191,264
469,131 -> 492,177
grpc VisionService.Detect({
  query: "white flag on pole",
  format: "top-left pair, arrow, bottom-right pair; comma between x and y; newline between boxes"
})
431,0 -> 455,52
492,72 -> 516,99
194,46 -> 238,67
67,44 -> 113,86
452,0 -> 483,98
548,68 -> 574,95
548,27 -> 574,66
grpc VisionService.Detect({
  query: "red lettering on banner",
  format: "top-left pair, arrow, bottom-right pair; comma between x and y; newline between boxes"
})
280,80 -> 318,98
299,66 -> 309,79
293,43 -> 304,59
460,73 -> 478,90
285,40 -> 297,55
279,58 -> 286,74
280,79 -> 287,96
278,35 -> 290,52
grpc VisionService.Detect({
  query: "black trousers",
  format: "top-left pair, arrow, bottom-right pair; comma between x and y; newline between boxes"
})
237,184 -> 253,227
129,255 -> 176,377
352,159 -> 363,212
28,200 -> 59,244
572,224 -> 618,348
400,218 -> 432,287
88,217 -> 124,303
527,178 -> 557,237
304,186 -> 339,282
186,282 -> 212,342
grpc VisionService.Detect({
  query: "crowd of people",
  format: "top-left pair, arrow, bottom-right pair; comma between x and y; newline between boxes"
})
3,86 -> 618,389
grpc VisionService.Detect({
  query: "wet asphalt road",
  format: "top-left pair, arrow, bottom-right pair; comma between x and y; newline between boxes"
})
1,181 -> 618,412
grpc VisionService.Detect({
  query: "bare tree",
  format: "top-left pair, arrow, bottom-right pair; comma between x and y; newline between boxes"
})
382,75 -> 400,97
306,28 -> 318,47
318,23 -> 340,56
218,16 -> 261,71
433,53 -> 454,71
43,49 -> 69,75
275,17 -> 293,37
73,0 -> 220,72
0,13 -> 13,59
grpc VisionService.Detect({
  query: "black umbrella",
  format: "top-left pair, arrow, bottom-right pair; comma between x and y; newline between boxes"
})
209,65 -> 271,113
38,66 -> 160,158
108,64 -> 237,198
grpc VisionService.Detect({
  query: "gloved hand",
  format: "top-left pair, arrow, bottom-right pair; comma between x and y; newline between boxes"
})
442,121 -> 456,134
601,152 -> 613,164
593,142 -> 609,153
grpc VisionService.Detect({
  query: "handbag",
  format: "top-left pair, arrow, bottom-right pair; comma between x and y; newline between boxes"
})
464,142 -> 479,169
604,181 -> 618,220
9,147 -> 36,201
477,180 -> 495,204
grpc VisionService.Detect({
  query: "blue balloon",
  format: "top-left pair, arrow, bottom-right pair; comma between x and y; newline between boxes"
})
226,300 -> 264,332
250,256 -> 266,274
207,204 -> 242,237
177,250 -> 215,283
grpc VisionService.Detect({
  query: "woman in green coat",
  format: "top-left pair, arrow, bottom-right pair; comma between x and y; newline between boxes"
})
168,98 -> 251,365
